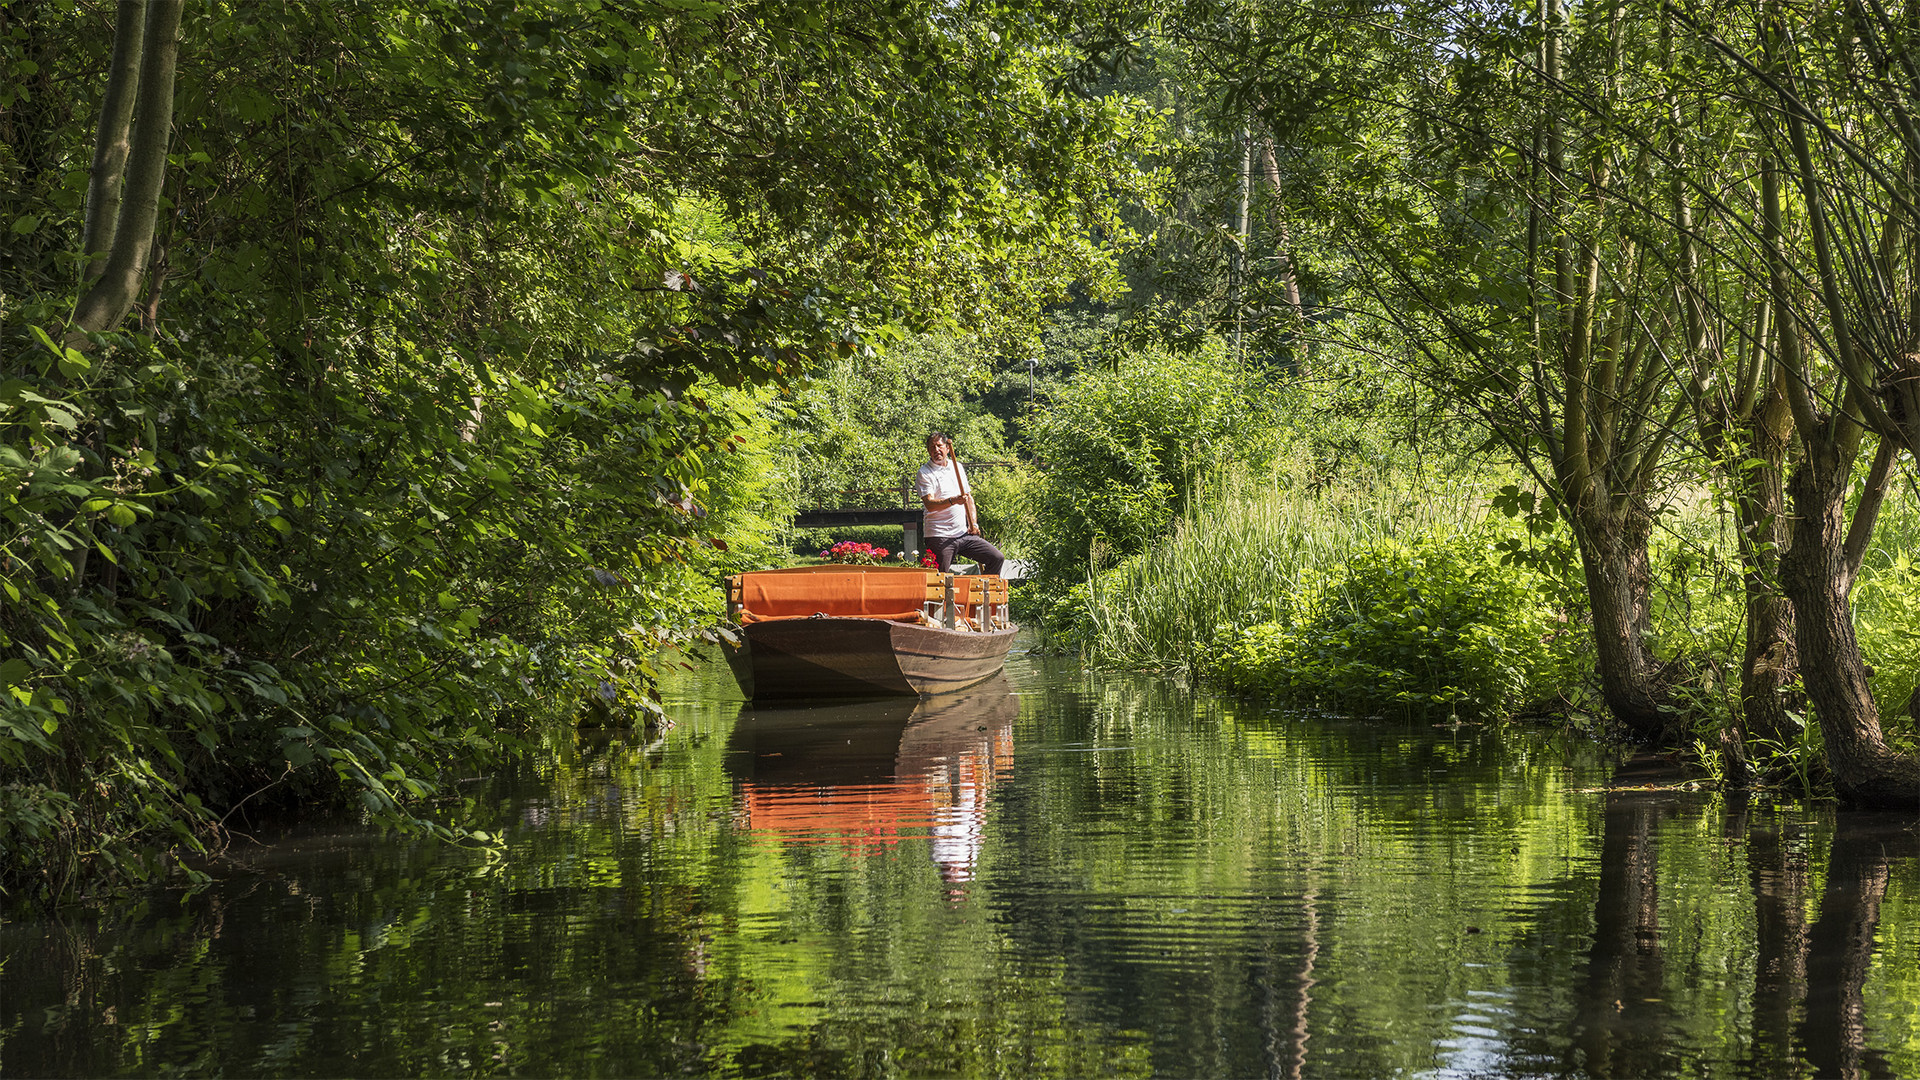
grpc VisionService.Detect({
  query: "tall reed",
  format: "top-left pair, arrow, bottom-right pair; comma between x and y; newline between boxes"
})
1854,486 -> 1920,734
1083,465 -> 1491,672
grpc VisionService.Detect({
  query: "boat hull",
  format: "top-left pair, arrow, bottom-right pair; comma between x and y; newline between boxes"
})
729,617 -> 1017,700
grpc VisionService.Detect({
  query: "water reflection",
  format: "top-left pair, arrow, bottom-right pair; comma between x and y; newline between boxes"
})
1,661 -> 1917,1078
726,675 -> 1018,884
1799,813 -> 1919,1080
1739,804 -> 1813,1078
1563,757 -> 1920,1080
1569,755 -> 1690,1076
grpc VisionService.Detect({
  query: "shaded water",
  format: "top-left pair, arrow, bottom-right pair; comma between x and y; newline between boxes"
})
5,650 -> 1919,1077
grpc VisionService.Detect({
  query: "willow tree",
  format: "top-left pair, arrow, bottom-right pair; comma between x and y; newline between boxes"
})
1676,0 -> 1920,808
1275,0 -> 1703,740
1657,13 -> 1805,771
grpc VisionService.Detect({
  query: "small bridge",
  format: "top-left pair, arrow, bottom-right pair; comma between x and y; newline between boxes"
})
792,507 -> 926,554
793,462 -> 1018,558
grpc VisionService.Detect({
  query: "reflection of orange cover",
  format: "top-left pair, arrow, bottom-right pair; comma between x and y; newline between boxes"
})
738,726 -> 1014,873
729,677 -> 1018,880
742,784 -> 926,854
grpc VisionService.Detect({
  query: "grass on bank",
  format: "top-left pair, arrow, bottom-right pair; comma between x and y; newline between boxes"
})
1062,454 -> 1920,776
1054,463 -> 1588,722
1061,467 -> 1479,670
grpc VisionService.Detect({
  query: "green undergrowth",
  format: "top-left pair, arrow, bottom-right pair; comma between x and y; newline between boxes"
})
2,330 -> 774,904
1856,500 -> 1920,750
1207,530 -> 1586,721
1054,461 -> 1588,722
1040,470 -> 1424,664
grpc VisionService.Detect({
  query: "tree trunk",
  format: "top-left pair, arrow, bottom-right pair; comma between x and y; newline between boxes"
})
1695,395 -> 1799,779
1574,510 -> 1678,740
1732,401 -> 1800,751
69,0 -> 182,340
1781,446 -> 1920,809
78,0 -> 147,283
1254,136 -> 1303,318
1229,113 -> 1252,364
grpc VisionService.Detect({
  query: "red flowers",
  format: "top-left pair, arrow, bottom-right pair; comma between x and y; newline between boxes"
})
822,540 -> 891,565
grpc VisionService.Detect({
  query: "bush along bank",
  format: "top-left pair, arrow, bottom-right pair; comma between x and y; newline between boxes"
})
1204,531 -> 1587,722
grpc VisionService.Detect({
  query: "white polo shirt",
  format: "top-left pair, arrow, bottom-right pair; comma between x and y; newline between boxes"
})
916,459 -> 971,538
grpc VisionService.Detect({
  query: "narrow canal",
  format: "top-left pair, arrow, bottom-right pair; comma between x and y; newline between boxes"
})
6,647 -> 1919,1077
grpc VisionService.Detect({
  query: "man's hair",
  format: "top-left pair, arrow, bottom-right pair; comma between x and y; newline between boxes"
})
926,431 -> 951,447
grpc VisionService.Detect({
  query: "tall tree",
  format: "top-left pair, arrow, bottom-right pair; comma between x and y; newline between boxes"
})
1669,0 -> 1920,806
68,0 -> 181,339
1289,0 -> 1698,740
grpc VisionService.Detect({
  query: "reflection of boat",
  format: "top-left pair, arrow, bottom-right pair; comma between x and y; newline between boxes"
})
722,565 -> 1015,700
726,674 -> 1019,882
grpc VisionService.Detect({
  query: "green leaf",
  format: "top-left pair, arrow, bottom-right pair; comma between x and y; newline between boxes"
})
28,324 -> 62,355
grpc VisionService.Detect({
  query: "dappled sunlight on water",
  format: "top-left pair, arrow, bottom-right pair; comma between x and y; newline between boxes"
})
4,648 -> 1918,1077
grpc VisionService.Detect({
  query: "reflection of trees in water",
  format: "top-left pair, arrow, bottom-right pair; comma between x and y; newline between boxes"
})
1257,875 -> 1318,1080
1735,801 -> 1811,1078
1799,816 -> 1916,1080
1569,761 -> 1684,1076
1572,759 -> 1918,1077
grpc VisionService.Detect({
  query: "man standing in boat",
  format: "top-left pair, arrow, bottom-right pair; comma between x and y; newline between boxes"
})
917,432 -> 1005,576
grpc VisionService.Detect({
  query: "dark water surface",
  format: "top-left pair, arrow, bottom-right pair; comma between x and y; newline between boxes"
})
5,649 -> 1919,1077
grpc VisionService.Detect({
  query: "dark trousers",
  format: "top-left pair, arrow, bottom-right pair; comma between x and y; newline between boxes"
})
927,533 -> 1004,576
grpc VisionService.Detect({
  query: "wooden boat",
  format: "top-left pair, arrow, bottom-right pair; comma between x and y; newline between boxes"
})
722,565 -> 1015,700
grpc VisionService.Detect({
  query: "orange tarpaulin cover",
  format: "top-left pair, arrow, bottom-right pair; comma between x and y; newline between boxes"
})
733,570 -> 936,622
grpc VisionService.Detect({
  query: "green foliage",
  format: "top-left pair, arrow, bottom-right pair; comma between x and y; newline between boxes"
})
1042,359 -> 1525,664
962,464 -> 1029,556
1014,338 -> 1280,602
1057,463 -> 1454,662
1856,543 -> 1920,749
1209,531 -> 1583,721
1,324 -> 778,899
1645,506 -> 1754,765
1,0 -> 1142,901
780,332 -> 1014,515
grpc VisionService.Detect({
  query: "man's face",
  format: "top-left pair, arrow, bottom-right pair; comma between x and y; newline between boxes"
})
929,439 -> 951,463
